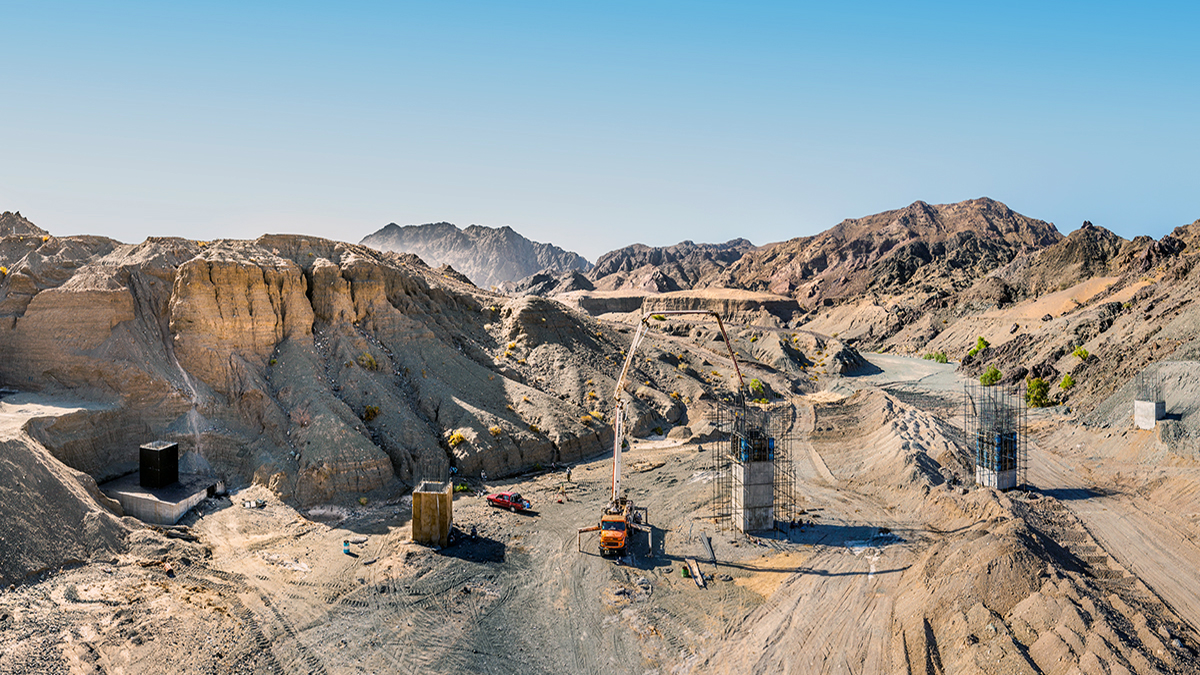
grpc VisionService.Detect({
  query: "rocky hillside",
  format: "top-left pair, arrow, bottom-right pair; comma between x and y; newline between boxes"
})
712,198 -> 1061,305
801,215 -> 1200,420
0,220 -> 757,510
587,238 -> 753,292
360,222 -> 591,289
0,211 -> 48,237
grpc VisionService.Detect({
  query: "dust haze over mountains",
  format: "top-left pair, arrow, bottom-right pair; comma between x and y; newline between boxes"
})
4,197 -> 1200,674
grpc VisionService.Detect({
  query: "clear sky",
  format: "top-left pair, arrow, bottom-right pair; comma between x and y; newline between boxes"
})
2,1 -> 1197,261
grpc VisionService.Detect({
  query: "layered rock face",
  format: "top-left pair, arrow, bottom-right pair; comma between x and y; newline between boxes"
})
360,221 -> 591,289
1,228 -> 712,505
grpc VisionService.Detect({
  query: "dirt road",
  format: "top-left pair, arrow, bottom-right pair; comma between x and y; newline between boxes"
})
1029,435 -> 1200,636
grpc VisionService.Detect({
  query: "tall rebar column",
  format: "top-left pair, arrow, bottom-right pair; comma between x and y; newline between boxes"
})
710,396 -> 797,531
963,383 -> 1027,491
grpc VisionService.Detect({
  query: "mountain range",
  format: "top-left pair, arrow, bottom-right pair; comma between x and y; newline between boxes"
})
359,221 -> 591,289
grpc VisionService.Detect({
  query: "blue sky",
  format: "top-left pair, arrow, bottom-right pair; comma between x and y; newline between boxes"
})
2,2 -> 1197,261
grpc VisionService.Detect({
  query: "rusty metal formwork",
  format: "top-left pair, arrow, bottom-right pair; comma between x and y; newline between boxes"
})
963,383 -> 1027,491
710,395 -> 797,531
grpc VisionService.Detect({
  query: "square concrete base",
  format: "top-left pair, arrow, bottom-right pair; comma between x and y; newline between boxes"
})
732,461 -> 774,532
1134,400 -> 1165,430
101,473 -> 220,525
976,467 -> 1018,491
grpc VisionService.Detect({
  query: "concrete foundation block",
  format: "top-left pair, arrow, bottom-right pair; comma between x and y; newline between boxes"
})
1134,400 -> 1165,430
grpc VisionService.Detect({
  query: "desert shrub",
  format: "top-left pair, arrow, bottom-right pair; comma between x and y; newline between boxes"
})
291,408 -> 312,427
363,405 -> 380,422
586,391 -> 598,400
669,391 -> 681,400
0,266 -> 7,276
750,336 -> 758,343
1060,373 -> 1076,390
269,358 -> 277,365
651,314 -> 666,321
589,410 -> 604,421
749,378 -> 766,396
447,431 -> 466,448
585,378 -> 594,386
529,424 -> 540,433
980,365 -> 1002,386
652,426 -> 664,436
968,337 -> 990,357
677,362 -> 688,372
1072,345 -> 1090,360
580,414 -> 593,425
1026,377 -> 1051,407
454,482 -> 472,493
356,352 -> 379,371
489,425 -> 503,437
923,352 -> 948,363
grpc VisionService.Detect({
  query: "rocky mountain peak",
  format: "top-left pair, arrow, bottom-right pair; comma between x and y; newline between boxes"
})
0,211 -> 49,237
715,198 -> 1062,305
586,238 -> 754,292
359,221 -> 591,289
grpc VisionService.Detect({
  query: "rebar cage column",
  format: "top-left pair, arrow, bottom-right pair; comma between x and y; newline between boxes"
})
963,383 -> 1027,491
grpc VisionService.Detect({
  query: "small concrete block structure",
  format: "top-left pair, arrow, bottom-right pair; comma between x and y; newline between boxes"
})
412,480 -> 453,547
732,461 -> 774,532
1134,399 -> 1166,430
976,466 -> 1018,491
140,441 -> 179,489
101,473 -> 221,525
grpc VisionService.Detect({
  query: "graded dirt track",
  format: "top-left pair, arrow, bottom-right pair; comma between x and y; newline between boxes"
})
1028,427 -> 1200,638
4,354 -> 1200,674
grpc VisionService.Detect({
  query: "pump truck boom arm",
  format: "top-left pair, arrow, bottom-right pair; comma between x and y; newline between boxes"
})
609,309 -> 745,504
578,308 -> 745,556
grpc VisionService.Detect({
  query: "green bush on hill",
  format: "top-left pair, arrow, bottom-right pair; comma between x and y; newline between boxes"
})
1026,377 -> 1051,407
967,337 -> 990,358
980,365 -> 1002,386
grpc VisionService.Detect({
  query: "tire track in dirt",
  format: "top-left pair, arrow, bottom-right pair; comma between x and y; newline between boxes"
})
1030,438 -> 1200,635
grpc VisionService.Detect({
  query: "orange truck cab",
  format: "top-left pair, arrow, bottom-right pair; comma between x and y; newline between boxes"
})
599,514 -> 628,554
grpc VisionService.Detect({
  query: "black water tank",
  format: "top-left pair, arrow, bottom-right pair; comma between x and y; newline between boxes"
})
140,441 -> 179,488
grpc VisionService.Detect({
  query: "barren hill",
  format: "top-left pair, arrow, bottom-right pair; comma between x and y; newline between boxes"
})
712,197 -> 1062,305
0,211 -> 48,237
359,221 -> 591,289
0,222 -> 756,509
587,238 -> 754,292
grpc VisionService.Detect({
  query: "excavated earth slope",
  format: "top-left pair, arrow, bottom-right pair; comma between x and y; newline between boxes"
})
0,230 -> 745,514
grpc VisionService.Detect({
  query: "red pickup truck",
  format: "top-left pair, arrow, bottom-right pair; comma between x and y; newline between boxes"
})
486,491 -> 531,512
